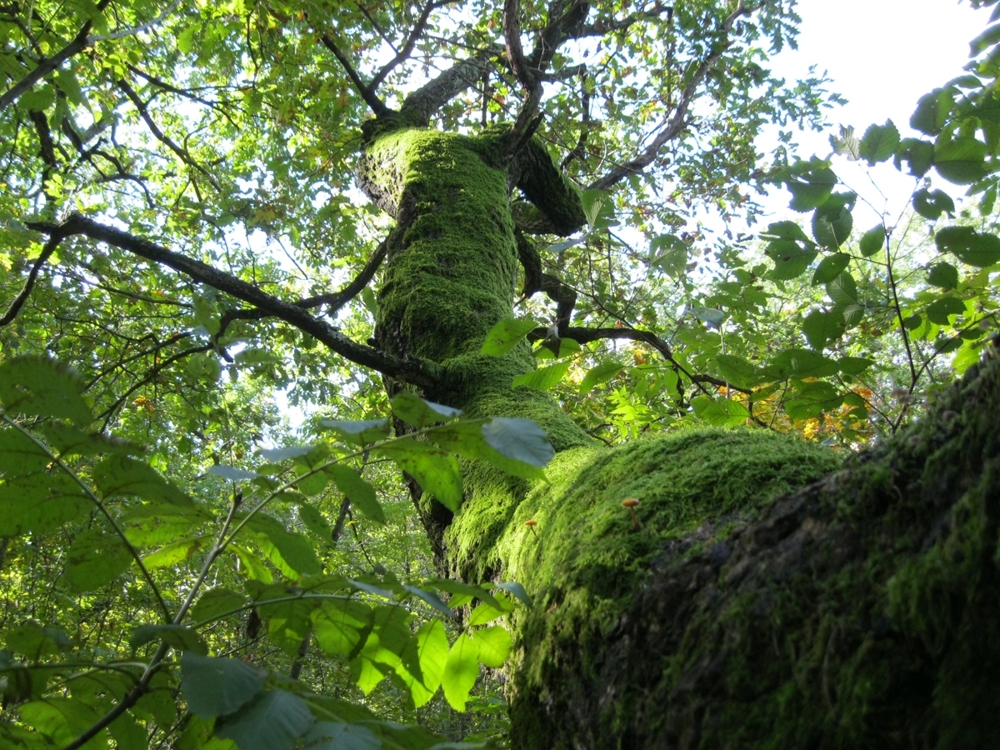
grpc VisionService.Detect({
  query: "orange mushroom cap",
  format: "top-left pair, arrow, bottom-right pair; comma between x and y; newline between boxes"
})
621,498 -> 640,509
524,519 -> 538,527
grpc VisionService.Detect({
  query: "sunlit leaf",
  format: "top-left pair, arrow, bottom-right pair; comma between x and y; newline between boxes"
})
390,392 -> 461,428
480,319 -> 539,356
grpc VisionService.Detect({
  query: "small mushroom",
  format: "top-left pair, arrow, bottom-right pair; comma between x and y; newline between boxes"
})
524,519 -> 538,536
621,498 -> 640,530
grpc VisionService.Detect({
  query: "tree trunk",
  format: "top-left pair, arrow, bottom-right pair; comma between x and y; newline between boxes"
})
360,118 -> 1000,748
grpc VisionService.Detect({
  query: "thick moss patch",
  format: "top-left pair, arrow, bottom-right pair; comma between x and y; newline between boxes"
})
449,428 -> 841,716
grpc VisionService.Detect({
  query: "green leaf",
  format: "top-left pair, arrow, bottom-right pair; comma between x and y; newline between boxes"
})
495,581 -> 532,606
859,120 -> 900,164
313,600 -> 372,657
390,392 -> 461,428
208,465 -> 260,481
763,349 -> 840,379
579,360 -> 625,395
482,418 -> 554,469
402,584 -> 454,618
143,538 -> 203,569
894,138 -> 935,177
512,361 -> 570,391
859,225 -> 886,257
475,626 -> 512,668
0,455 -> 90,536
912,188 -> 955,220
761,221 -> 811,242
4,621 -> 70,659
936,226 -> 1000,267
934,137 -> 989,185
129,624 -> 207,655
581,189 -> 616,228
326,464 -> 384,523
765,240 -> 816,280
690,306 -> 725,329
399,619 -> 448,708
215,690 -> 315,750
811,253 -> 851,285
811,193 -> 855,249
180,652 -> 267,718
691,396 -> 750,427
258,445 -> 315,463
244,514 -> 322,576
64,530 -> 133,592
826,272 -> 859,307
302,722 -> 380,750
785,168 -> 837,211
93,455 -> 193,506
802,309 -> 845,351
838,357 -> 875,375
298,503 -> 333,542
190,588 -> 248,623
18,699 -> 104,749
714,355 -> 761,389
318,419 -> 389,446
911,89 -> 953,135
927,262 -> 959,289
0,356 -> 92,427
468,601 -> 508,626
649,233 -> 688,279
376,438 -> 463,512
926,297 -> 966,325
441,632 -> 479,711
479,318 -> 539,356
830,125 -> 860,160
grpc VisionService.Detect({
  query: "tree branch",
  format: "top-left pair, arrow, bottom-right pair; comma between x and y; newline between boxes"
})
217,238 -> 387,333
0,235 -> 60,326
369,0 -> 457,91
587,2 -> 749,192
117,79 -> 221,189
25,214 -> 442,388
400,45 -> 503,124
0,0 -> 112,113
319,35 -> 390,116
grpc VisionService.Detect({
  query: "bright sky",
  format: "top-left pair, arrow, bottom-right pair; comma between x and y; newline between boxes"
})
756,0 -> 993,228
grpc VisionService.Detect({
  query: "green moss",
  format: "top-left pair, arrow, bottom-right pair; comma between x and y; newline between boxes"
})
364,127 -> 518,364
449,428 -> 840,728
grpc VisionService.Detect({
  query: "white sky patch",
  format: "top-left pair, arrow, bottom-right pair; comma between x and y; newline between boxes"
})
757,0 -> 993,227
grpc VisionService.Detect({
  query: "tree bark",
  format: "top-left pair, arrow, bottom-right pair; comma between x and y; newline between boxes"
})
359,117 -> 1000,748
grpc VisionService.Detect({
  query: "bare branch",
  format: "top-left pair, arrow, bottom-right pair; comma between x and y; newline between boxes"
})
26,214 -> 443,388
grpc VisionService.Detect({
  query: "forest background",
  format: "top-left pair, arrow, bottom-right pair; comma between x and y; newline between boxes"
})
2,0 -> 1000,748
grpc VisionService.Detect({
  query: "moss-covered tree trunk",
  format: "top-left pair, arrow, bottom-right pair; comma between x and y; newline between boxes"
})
359,116 -> 1000,748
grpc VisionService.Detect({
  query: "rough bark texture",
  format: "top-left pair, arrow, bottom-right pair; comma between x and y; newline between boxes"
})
359,119 -> 1000,748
